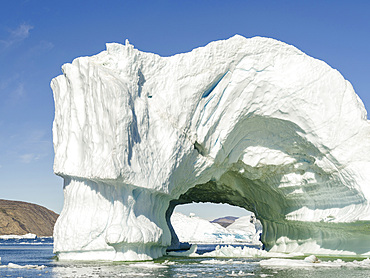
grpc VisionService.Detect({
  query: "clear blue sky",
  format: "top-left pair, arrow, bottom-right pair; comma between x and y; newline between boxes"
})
0,1 -> 369,219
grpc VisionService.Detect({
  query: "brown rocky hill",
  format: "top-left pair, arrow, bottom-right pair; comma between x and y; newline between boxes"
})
0,199 -> 59,237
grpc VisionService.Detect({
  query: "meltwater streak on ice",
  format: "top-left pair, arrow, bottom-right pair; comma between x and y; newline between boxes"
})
52,35 -> 370,261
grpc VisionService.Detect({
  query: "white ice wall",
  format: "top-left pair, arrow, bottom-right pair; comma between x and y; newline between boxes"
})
52,35 -> 370,261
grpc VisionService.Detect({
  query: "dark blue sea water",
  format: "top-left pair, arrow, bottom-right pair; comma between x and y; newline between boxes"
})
0,238 -> 369,278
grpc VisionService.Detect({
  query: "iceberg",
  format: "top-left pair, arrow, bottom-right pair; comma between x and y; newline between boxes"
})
0,263 -> 46,270
170,212 -> 261,244
226,215 -> 262,244
171,212 -> 230,243
51,35 -> 370,261
0,233 -> 37,240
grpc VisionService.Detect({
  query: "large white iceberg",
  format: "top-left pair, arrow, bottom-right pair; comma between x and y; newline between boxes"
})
51,35 -> 370,261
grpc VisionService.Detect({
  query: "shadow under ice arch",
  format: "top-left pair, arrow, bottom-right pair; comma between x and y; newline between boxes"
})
51,35 -> 370,261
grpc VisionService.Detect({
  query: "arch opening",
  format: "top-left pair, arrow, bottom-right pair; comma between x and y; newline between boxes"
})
165,177 -> 268,252
169,202 -> 263,252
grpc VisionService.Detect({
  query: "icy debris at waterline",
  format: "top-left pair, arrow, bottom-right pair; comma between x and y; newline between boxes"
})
259,256 -> 370,269
195,253 -> 370,269
0,233 -> 37,239
198,256 -> 370,269
193,245 -> 304,258
168,245 -> 304,258
51,35 -> 370,261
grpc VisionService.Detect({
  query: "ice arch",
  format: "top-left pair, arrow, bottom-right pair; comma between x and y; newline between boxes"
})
51,35 -> 370,261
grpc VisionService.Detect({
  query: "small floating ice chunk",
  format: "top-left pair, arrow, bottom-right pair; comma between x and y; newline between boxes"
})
303,254 -> 321,263
128,262 -> 168,268
161,259 -> 177,265
167,244 -> 198,257
200,259 -> 243,264
0,263 -> 46,270
227,270 -> 255,276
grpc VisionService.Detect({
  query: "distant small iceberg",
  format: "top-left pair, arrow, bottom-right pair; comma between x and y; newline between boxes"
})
171,212 -> 262,245
0,262 -> 46,270
0,233 -> 37,240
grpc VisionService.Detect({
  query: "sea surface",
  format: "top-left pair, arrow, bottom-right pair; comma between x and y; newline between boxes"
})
0,238 -> 369,278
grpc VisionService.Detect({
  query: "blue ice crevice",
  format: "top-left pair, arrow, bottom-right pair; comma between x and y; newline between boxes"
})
202,71 -> 229,98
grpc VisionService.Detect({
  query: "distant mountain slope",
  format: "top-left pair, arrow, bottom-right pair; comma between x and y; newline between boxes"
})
0,199 -> 59,236
210,216 -> 238,228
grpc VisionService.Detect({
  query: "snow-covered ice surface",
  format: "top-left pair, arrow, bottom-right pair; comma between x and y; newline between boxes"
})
170,212 -> 261,244
52,35 -> 370,261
